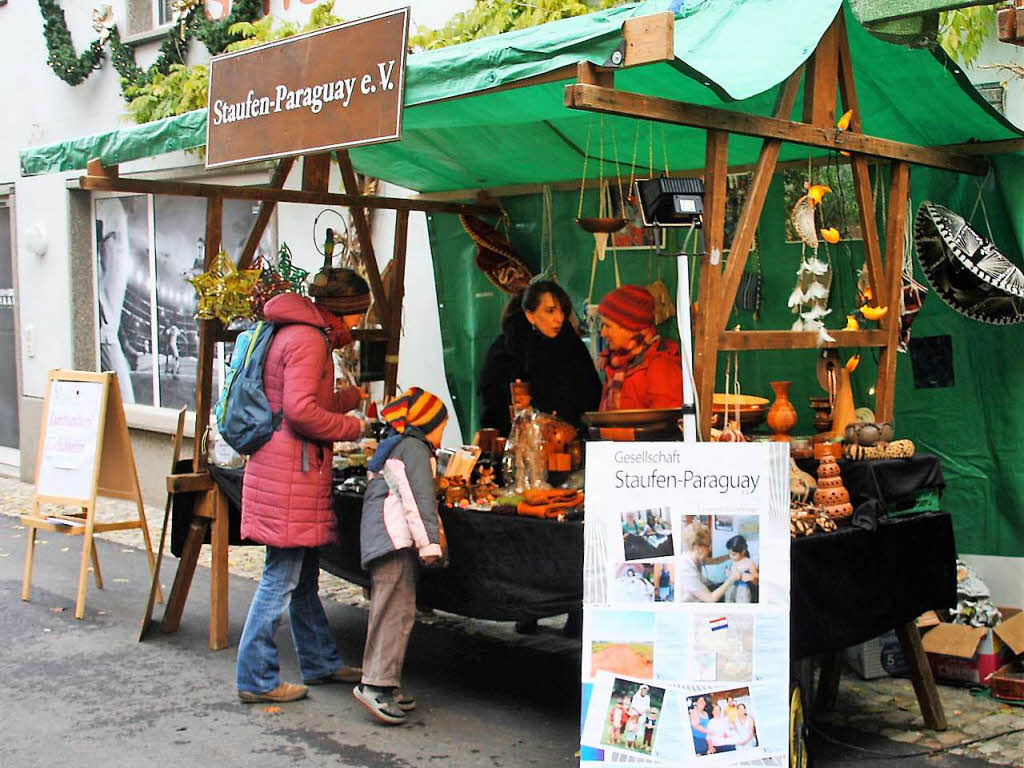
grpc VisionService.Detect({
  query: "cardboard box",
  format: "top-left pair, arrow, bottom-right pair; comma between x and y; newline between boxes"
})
921,607 -> 1024,686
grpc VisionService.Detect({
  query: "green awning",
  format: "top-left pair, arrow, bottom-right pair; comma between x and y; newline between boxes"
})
20,1 -> 1021,185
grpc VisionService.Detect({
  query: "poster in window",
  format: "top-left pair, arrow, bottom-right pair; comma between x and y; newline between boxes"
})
154,195 -> 204,410
96,195 -> 153,406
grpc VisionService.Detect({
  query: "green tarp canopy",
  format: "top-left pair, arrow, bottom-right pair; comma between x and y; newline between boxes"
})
19,0 -> 1021,182
19,0 -> 1024,560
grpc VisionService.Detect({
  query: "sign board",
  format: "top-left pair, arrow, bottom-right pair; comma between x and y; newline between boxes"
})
36,378 -> 104,501
206,7 -> 409,169
580,442 -> 791,766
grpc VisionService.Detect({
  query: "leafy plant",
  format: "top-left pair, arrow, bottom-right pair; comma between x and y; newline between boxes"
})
938,3 -> 999,68
123,64 -> 210,124
226,0 -> 344,51
410,0 -> 627,51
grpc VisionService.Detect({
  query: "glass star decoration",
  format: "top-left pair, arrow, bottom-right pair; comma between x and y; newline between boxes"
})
276,243 -> 309,294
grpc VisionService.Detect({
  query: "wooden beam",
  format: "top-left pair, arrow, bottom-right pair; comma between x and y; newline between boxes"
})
301,152 -> 332,193
621,11 -> 675,67
802,11 -> 841,127
86,158 -> 118,178
718,329 -> 887,351
166,472 -> 214,494
383,210 -> 410,399
695,131 -> 728,441
577,61 -> 614,88
77,174 -> 500,216
717,68 -> 803,333
874,162 -> 910,424
942,137 -> 1024,156
895,621 -> 948,731
238,157 -> 294,271
209,489 -> 228,650
193,196 -> 222,473
837,14 -> 885,302
564,84 -> 988,175
336,150 -> 391,327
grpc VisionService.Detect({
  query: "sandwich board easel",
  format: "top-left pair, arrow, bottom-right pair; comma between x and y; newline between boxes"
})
21,370 -> 162,619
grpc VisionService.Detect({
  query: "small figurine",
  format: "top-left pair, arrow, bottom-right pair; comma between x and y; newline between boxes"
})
503,380 -> 549,493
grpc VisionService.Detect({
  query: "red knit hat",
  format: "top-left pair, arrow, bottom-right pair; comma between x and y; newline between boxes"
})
599,285 -> 656,330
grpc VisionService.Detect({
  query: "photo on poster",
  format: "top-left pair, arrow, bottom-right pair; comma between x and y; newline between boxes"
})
621,507 -> 674,561
600,679 -> 666,757
692,613 -> 755,682
686,686 -> 759,757
612,562 -> 674,604
677,515 -> 760,604
587,609 -> 656,681
96,195 -> 153,407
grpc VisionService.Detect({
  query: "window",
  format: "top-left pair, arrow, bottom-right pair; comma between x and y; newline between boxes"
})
156,0 -> 176,27
975,82 -> 1006,115
94,193 -> 274,410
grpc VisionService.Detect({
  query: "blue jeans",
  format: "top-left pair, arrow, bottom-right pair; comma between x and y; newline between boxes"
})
236,546 -> 343,694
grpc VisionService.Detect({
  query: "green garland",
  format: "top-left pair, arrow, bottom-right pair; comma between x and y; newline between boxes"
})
37,0 -> 262,95
38,0 -> 106,85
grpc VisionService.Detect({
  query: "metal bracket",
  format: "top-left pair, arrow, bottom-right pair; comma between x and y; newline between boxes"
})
603,40 -> 626,68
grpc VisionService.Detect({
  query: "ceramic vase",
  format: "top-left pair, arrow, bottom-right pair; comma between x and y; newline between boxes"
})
766,380 -> 798,442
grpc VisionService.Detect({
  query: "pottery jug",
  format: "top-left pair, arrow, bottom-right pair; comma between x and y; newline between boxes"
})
766,381 -> 798,442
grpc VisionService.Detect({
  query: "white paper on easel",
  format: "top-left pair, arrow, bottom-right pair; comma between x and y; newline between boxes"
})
36,380 -> 104,501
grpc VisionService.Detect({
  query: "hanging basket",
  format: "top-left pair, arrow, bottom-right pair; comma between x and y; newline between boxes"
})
575,216 -> 628,234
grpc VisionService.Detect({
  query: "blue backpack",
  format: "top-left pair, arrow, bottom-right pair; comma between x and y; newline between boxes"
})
215,321 -> 282,455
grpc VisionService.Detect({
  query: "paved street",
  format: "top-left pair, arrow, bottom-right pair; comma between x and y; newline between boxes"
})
0,475 -> 1021,767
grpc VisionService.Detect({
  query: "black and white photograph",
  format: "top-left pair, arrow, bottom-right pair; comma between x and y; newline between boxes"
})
96,195 -> 154,406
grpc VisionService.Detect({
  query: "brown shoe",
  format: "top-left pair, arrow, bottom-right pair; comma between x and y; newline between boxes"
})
238,682 -> 308,703
304,666 -> 362,685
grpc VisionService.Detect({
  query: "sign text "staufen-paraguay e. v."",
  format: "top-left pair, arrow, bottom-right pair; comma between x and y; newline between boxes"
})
205,7 -> 408,169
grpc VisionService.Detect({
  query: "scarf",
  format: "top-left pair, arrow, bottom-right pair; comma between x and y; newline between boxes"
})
598,327 -> 660,411
367,425 -> 432,473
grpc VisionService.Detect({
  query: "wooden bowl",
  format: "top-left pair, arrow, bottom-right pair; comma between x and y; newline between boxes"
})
576,217 -> 628,234
583,408 -> 681,428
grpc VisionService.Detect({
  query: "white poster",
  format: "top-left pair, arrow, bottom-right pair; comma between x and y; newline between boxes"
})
36,380 -> 104,501
581,442 -> 790,766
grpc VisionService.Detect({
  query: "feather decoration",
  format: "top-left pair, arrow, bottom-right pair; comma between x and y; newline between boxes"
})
816,327 -> 836,347
804,281 -> 830,301
788,287 -> 805,308
804,257 -> 830,276
801,306 -> 832,322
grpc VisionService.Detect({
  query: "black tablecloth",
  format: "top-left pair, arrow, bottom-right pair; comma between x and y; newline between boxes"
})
319,494 -> 584,622
198,459 -> 956,654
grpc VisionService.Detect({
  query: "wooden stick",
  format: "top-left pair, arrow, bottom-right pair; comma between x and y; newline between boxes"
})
802,11 -> 841,127
564,84 -> 987,175
336,150 -> 391,326
209,489 -> 229,651
695,130 -> 728,440
895,620 -> 947,731
77,174 -> 499,216
193,197 -> 223,474
75,507 -> 96,619
719,329 -> 887,351
874,162 -> 910,423
837,14 -> 884,301
21,514 -> 37,602
717,67 -> 802,333
383,210 -> 410,399
90,539 -> 103,589
161,517 -> 209,634
237,157 -> 294,271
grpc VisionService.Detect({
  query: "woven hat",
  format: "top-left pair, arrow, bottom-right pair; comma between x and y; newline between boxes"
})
308,266 -> 371,315
599,285 -> 656,330
381,387 -> 448,435
459,215 -> 533,295
915,202 -> 1024,325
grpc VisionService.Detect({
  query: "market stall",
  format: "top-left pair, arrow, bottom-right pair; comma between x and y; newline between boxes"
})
20,0 -> 1024,742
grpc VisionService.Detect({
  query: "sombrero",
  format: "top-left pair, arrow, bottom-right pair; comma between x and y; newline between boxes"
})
914,202 -> 1024,325
459,215 -> 533,295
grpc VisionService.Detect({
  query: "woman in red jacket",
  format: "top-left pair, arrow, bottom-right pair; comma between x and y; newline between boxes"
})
597,285 -> 682,411
235,275 -> 369,704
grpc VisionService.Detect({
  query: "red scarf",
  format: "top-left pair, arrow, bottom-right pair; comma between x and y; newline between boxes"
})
598,327 -> 659,410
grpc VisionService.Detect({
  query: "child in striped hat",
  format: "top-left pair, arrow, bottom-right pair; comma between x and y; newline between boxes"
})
354,387 -> 448,725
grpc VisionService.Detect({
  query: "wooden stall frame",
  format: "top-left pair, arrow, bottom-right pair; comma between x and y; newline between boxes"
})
73,14 -> 964,732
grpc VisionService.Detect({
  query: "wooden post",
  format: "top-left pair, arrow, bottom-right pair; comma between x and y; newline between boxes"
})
576,60 -> 614,89
302,152 -> 332,193
802,10 -> 841,127
208,488 -> 228,650
237,157 -> 294,271
383,210 -> 410,399
336,150 -> 391,326
193,196 -> 222,473
694,130 -> 728,440
895,620 -> 947,730
717,68 -> 802,332
874,162 -> 910,424
837,16 -> 885,301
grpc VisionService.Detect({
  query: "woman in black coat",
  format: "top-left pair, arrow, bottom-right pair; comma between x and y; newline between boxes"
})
479,280 -> 601,436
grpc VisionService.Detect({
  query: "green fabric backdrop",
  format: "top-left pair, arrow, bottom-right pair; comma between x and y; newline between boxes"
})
426,166 -> 1024,560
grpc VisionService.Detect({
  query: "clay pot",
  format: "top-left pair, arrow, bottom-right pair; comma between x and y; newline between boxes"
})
814,485 -> 850,507
766,381 -> 798,442
844,423 -> 858,444
817,454 -> 841,478
855,422 -> 882,447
